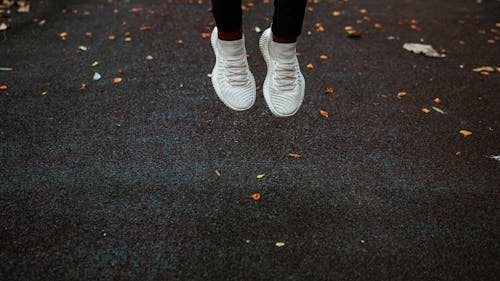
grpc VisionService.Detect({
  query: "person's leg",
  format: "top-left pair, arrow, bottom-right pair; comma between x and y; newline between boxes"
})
259,0 -> 308,117
210,0 -> 256,111
271,0 -> 308,43
211,0 -> 243,40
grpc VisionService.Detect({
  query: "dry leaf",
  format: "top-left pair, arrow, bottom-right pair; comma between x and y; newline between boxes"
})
403,43 -> 446,58
0,85 -> 7,90
433,98 -> 441,104
251,193 -> 261,200
215,169 -> 221,177
397,92 -> 407,99
320,109 -> 329,117
113,77 -> 123,83
93,72 -> 101,80
256,174 -> 265,179
422,108 -> 430,113
91,61 -> 99,67
325,87 -> 335,94
275,242 -> 285,247
288,153 -> 301,158
459,130 -> 472,137
306,63 -> 314,69
472,66 -> 495,72
320,55 -> 328,60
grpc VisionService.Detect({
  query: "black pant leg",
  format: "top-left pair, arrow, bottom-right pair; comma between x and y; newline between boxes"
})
272,0 -> 308,38
211,0 -> 242,32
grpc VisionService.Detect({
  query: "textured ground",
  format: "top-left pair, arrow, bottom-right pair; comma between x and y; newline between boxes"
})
1,0 -> 499,280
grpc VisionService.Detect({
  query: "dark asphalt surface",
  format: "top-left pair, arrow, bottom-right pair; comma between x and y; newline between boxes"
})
1,0 -> 499,280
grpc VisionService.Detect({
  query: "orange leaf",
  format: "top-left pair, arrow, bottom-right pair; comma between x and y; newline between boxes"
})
0,85 -> 7,90
113,77 -> 123,83
434,98 -> 441,104
325,87 -> 335,94
421,108 -> 430,113
306,63 -> 314,69
288,153 -> 301,158
215,169 -> 221,177
320,109 -> 329,117
459,130 -> 472,137
320,55 -> 328,60
251,193 -> 261,201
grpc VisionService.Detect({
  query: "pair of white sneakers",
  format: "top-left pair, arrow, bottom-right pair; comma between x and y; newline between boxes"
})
211,27 -> 305,117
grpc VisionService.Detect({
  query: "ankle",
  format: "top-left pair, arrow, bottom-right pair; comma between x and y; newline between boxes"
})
272,33 -> 297,44
218,26 -> 243,41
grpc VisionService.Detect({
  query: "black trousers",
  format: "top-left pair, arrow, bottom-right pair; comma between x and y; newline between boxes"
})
211,0 -> 308,38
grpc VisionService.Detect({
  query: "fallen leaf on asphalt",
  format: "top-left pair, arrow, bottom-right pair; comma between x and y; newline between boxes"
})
17,3 -> 30,13
288,153 -> 301,158
256,174 -> 265,179
459,130 -> 472,137
0,67 -> 13,71
434,98 -> 441,104
275,242 -> 285,247
59,32 -> 68,39
396,92 -> 407,99
215,169 -> 221,177
201,32 -> 210,39
145,55 -> 153,60
40,91 -> 48,96
254,26 -> 262,33
251,193 -> 261,200
140,26 -> 153,31
108,35 -> 116,40
320,109 -> 329,117
472,66 -> 495,72
124,37 -> 132,42
374,23 -> 383,29
320,55 -> 328,60
306,63 -> 314,69
113,77 -> 122,83
93,72 -> 101,80
332,10 -> 341,16
78,45 -> 88,51
432,106 -> 446,114
0,85 -> 7,90
325,87 -> 335,94
0,23 -> 7,31
488,155 -> 500,161
403,43 -> 446,58
91,61 -> 99,67
422,108 -> 430,113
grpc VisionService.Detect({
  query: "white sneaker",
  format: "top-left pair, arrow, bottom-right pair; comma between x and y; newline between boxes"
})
259,28 -> 305,117
210,27 -> 256,111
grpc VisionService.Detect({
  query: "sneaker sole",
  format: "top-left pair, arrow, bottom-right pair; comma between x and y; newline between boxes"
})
211,28 -> 256,112
259,28 -> 305,118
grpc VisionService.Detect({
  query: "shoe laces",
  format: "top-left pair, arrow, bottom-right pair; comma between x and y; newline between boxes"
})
274,60 -> 297,91
223,56 -> 248,87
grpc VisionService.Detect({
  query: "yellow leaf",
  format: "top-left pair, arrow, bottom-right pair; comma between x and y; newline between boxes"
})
275,242 -> 285,247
